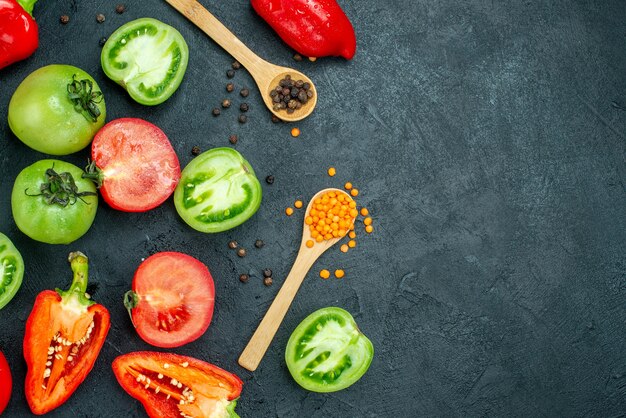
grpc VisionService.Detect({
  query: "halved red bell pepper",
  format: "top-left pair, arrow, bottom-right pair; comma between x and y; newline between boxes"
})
251,0 -> 356,59
113,351 -> 243,418
0,0 -> 40,70
23,252 -> 110,415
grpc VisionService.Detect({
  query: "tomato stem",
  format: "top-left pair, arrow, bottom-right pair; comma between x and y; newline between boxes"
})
56,252 -> 94,306
67,75 -> 103,123
123,290 -> 139,327
82,160 -> 104,188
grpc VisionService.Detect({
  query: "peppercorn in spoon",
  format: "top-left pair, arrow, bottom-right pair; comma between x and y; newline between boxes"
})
166,0 -> 317,122
239,188 -> 356,371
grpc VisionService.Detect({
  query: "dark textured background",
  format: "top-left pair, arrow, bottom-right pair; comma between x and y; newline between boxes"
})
1,0 -> 625,416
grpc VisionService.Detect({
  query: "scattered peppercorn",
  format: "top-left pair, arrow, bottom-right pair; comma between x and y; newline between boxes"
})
271,115 -> 281,123
240,88 -> 249,98
255,239 -> 265,248
263,277 -> 273,286
270,74 -> 314,113
212,107 -> 221,116
320,269 -> 331,279
229,134 -> 238,145
226,82 -> 234,92
99,37 -> 107,47
240,103 -> 249,112
115,4 -> 126,13
285,207 -> 294,216
335,269 -> 345,279
60,15 -> 70,24
293,53 -> 303,62
328,167 -> 336,177
265,175 -> 274,184
232,61 -> 241,70
191,146 -> 201,156
239,273 -> 249,283
238,114 -> 247,124
96,13 -> 105,23
228,240 -> 238,249
226,69 -> 235,78
291,127 -> 301,137
222,99 -> 231,108
237,248 -> 247,257
262,268 -> 272,278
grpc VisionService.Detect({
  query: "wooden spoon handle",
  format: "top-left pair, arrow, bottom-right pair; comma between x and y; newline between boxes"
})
165,0 -> 268,73
238,249 -> 319,371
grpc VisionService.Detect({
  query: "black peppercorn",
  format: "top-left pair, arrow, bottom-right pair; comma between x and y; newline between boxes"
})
226,69 -> 235,78
115,4 -> 126,13
228,240 -> 238,249
238,114 -> 247,124
271,115 -> 281,123
222,99 -> 231,108
237,248 -> 247,257
240,88 -> 249,98
232,61 -> 241,70
191,146 -> 201,156
265,175 -> 274,184
229,134 -> 238,145
240,103 -> 249,112
99,37 -> 107,47
262,268 -> 272,278
226,82 -> 234,92
298,91 -> 308,102
293,53 -> 303,62
255,239 -> 265,248
263,277 -> 273,286
212,107 -> 221,116
96,13 -> 105,23
239,273 -> 249,283
60,15 -> 70,24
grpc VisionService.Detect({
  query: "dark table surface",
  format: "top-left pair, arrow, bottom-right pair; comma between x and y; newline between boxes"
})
1,0 -> 625,417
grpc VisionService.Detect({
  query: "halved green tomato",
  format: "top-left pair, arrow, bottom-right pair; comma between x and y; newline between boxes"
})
174,148 -> 262,233
101,18 -> 189,105
285,307 -> 374,393
0,233 -> 24,310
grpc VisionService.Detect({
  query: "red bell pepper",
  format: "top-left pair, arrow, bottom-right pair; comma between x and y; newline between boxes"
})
23,252 -> 110,415
0,351 -> 11,414
0,0 -> 39,70
251,0 -> 356,59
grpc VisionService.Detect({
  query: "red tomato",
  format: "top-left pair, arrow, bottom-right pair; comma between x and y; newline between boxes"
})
124,252 -> 215,348
112,351 -> 242,418
88,118 -> 180,212
0,351 -> 12,414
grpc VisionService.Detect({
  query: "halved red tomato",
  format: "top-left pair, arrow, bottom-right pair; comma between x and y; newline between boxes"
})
84,118 -> 180,212
0,351 -> 11,414
113,352 -> 242,418
124,252 -> 215,348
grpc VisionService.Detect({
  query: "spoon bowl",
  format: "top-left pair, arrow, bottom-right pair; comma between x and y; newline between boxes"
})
238,188 -> 353,371
166,0 -> 317,121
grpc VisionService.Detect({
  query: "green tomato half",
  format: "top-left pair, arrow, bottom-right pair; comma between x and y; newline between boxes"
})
8,65 -> 106,155
0,233 -> 24,310
285,307 -> 374,393
11,160 -> 98,245
174,148 -> 262,233
101,18 -> 189,106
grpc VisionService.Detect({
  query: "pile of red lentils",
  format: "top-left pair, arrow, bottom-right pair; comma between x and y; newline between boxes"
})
284,167 -> 374,280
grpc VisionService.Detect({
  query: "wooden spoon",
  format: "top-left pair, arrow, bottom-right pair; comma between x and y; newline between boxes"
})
238,188 -> 354,371
166,0 -> 317,122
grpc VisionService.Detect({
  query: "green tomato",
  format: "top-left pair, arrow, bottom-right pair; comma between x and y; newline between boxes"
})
174,148 -> 262,233
101,18 -> 189,105
285,307 -> 374,393
8,65 -> 106,155
11,160 -> 98,244
0,233 -> 24,310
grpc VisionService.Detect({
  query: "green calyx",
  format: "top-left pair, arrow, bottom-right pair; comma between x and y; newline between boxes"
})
25,165 -> 97,207
67,74 -> 103,123
17,0 -> 38,16
123,290 -> 139,327
82,160 -> 105,188
56,251 -> 95,307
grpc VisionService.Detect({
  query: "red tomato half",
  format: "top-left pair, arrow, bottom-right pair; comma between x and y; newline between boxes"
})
124,252 -> 215,348
89,118 -> 180,212
0,351 -> 12,414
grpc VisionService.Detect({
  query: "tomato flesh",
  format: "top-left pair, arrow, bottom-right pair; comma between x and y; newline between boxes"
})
90,118 -> 181,212
113,352 -> 242,418
285,307 -> 373,392
101,18 -> 189,105
0,233 -> 24,310
0,351 -> 12,414
129,252 -> 215,348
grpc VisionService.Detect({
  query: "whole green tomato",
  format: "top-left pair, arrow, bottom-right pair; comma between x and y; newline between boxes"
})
8,65 -> 106,155
11,160 -> 99,244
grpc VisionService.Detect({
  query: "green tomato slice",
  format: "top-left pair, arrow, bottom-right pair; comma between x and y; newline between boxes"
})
285,307 -> 374,393
101,18 -> 189,106
174,148 -> 262,233
0,233 -> 24,310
